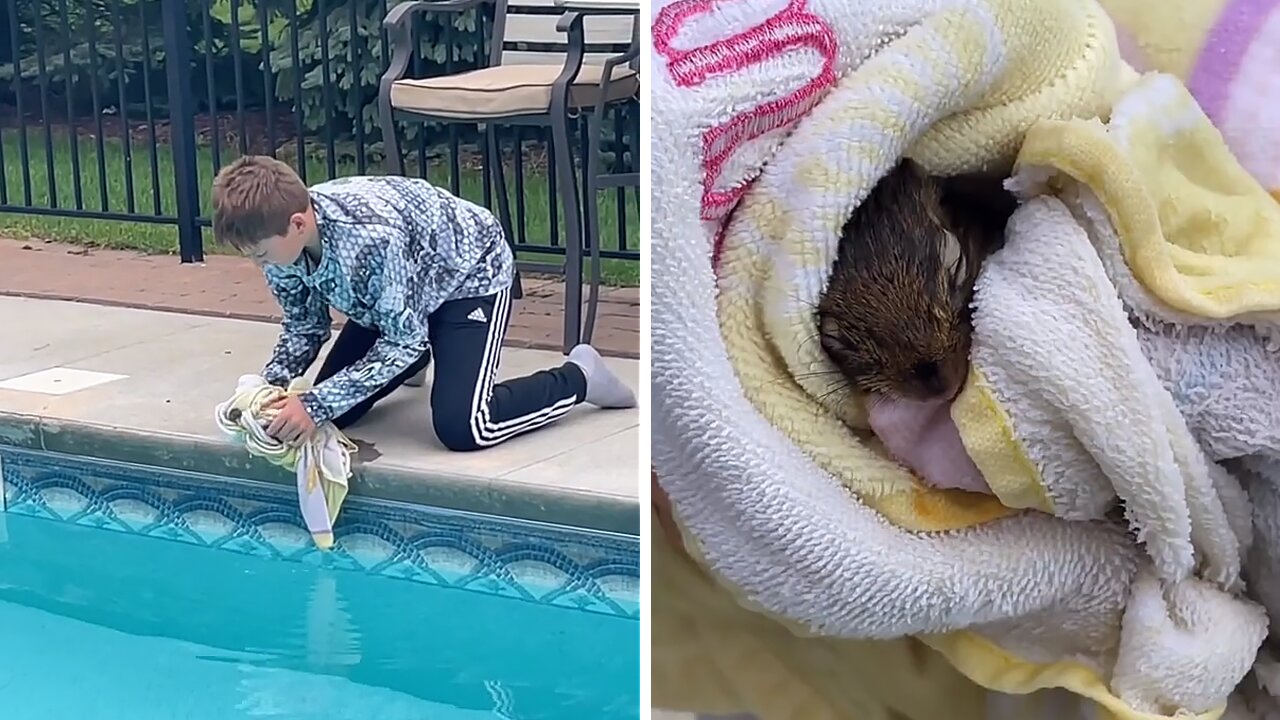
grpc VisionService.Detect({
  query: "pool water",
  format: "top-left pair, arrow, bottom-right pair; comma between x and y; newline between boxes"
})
0,513 -> 640,719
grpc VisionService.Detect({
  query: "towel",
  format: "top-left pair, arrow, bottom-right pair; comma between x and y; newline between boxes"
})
214,374 -> 356,550
845,69 -> 1280,718
651,506 -> 1001,720
650,0 -> 1280,717
1098,0 -> 1280,200
945,70 -> 1280,559
952,72 -> 1280,715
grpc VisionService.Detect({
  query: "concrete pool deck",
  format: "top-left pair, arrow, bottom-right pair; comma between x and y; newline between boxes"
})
0,296 -> 640,534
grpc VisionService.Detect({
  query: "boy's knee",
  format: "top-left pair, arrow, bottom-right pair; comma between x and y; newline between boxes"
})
432,408 -> 484,452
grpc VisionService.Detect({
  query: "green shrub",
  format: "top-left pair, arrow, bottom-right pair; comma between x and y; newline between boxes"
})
0,0 -> 634,166
1,0 -> 484,147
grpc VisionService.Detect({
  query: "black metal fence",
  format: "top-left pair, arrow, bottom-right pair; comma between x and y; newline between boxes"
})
0,0 -> 640,282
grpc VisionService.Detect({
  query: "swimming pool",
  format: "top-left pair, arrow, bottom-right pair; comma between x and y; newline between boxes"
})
0,447 -> 640,719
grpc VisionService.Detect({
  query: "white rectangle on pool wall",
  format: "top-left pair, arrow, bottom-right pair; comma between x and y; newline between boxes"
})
0,367 -> 128,395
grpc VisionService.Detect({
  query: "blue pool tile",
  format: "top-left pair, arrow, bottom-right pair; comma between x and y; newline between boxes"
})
0,447 -> 639,618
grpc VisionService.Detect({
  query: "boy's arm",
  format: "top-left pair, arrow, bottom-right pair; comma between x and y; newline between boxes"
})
262,270 -> 332,387
297,229 -> 432,424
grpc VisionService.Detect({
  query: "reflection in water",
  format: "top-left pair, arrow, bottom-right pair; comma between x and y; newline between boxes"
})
0,513 -> 638,719
305,574 -> 362,671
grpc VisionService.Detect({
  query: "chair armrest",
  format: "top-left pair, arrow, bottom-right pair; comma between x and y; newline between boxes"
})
554,10 -> 588,38
589,16 -> 640,116
554,9 -> 639,77
600,34 -> 639,77
383,0 -> 487,32
382,0 -> 492,87
550,12 -> 589,102
550,10 -> 639,116
379,0 -> 494,127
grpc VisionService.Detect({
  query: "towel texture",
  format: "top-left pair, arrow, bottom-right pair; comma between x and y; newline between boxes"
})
651,507 -> 1000,720
1098,0 -> 1280,199
957,194 -> 1246,587
214,374 -> 356,549
650,0 -> 1280,717
950,73 -> 1280,575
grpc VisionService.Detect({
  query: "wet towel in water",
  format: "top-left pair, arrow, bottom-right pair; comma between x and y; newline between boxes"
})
214,374 -> 356,550
649,0 -> 1280,716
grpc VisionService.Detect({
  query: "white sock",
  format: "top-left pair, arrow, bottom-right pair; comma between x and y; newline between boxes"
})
568,344 -> 637,409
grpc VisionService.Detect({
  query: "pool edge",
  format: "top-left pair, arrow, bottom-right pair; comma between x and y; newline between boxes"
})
0,411 -> 639,536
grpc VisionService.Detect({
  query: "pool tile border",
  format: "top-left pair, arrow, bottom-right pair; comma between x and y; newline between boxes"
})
0,410 -> 638,535
1,445 -> 639,617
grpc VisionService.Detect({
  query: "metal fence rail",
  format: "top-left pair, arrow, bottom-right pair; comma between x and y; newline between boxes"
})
0,0 -> 639,277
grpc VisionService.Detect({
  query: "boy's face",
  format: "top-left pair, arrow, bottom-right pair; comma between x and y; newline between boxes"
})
246,211 -> 313,267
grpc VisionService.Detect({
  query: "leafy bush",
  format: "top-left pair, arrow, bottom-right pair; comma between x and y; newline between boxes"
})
1,1 -> 481,133
0,0 -> 163,98
213,0 -> 487,152
0,0 -> 633,168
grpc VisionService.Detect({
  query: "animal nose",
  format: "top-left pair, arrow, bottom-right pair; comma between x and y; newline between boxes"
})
911,361 -> 956,398
912,361 -> 940,386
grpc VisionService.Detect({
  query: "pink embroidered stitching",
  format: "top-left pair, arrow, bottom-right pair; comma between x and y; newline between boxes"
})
652,0 -> 838,239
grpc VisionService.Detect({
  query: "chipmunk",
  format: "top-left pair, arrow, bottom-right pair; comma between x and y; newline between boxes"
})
816,158 -> 1015,403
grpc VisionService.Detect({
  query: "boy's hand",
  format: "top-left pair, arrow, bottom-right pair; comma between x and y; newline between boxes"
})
266,395 -> 317,443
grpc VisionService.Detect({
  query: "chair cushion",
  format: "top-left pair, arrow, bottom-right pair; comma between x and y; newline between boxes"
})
390,63 -> 639,120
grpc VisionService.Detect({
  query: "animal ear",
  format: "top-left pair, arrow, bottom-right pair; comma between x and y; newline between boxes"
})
875,157 -> 931,200
898,157 -> 926,178
938,173 -> 1017,238
894,158 -> 938,200
939,229 -> 966,280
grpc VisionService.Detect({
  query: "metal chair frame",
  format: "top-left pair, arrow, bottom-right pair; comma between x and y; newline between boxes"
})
378,0 -> 639,352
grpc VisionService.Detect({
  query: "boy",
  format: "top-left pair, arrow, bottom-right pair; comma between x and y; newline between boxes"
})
210,156 -> 636,451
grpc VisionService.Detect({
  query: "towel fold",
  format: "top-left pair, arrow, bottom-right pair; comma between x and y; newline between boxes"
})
950,71 -> 1280,583
214,374 -> 356,550
1097,0 -> 1280,201
960,194 -> 1246,586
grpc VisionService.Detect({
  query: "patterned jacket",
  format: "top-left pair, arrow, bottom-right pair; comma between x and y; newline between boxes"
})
260,175 -> 514,424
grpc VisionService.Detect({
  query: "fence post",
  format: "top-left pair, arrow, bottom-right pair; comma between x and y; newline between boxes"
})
161,0 -> 204,263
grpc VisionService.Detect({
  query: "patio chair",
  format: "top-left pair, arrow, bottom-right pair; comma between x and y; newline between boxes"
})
378,0 -> 640,353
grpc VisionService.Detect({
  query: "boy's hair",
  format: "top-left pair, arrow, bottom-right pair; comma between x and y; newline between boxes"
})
211,155 -> 311,250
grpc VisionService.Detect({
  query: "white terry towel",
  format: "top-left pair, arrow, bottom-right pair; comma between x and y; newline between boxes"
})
214,374 -> 356,550
963,194 -> 1247,587
957,192 -> 1267,713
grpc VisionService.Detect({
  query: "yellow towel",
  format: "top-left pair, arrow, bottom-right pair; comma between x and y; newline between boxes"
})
1017,89 -> 1280,319
214,374 -> 356,550
1098,0 -> 1280,201
714,0 -> 1132,533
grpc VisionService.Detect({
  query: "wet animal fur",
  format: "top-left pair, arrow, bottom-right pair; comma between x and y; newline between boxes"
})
816,159 -> 1015,401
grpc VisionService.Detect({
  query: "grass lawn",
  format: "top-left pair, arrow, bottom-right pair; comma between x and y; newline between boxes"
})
0,128 -> 641,286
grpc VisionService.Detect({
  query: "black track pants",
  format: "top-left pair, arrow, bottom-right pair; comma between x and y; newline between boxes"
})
315,287 -> 587,451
